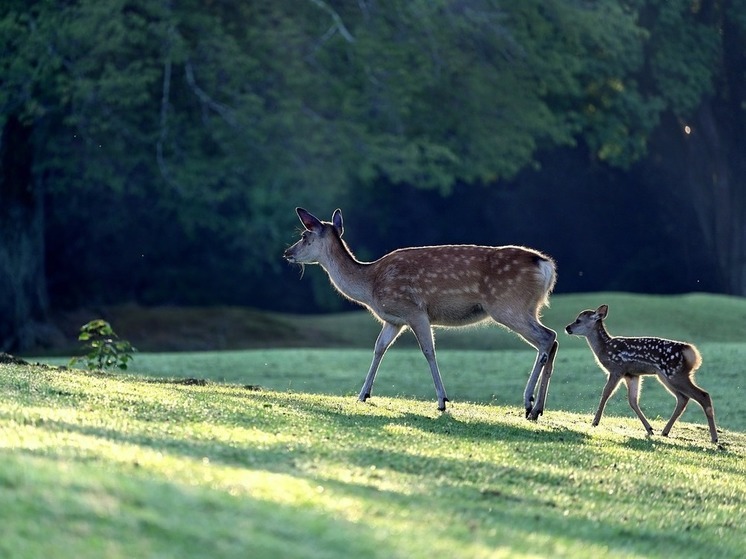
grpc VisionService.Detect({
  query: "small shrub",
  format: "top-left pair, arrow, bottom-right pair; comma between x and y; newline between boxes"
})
69,319 -> 137,371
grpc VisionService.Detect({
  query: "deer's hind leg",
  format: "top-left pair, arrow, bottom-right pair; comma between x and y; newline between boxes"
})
663,374 -> 718,443
527,339 -> 558,420
408,315 -> 450,411
489,310 -> 557,419
661,391 -> 689,438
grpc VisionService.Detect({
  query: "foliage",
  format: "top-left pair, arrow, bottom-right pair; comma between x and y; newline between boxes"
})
1,0 -> 745,327
0,361 -> 744,558
0,2 -> 671,239
69,319 -> 136,370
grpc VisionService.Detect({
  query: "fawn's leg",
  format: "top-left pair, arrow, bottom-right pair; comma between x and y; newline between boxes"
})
661,392 -> 689,438
359,322 -> 404,402
593,374 -> 623,427
624,375 -> 654,435
666,375 -> 719,443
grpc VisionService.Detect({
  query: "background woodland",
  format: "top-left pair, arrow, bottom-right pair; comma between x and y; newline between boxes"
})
1,0 -> 745,350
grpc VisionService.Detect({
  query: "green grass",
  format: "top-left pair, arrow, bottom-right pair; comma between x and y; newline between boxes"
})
5,293 -> 746,558
290,292 -> 746,350
49,292 -> 746,353
1,366 -> 744,559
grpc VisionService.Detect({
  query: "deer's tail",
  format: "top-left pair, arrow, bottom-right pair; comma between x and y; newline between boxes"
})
683,344 -> 703,375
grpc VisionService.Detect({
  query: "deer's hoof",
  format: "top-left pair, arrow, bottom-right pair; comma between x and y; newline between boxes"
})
526,408 -> 543,421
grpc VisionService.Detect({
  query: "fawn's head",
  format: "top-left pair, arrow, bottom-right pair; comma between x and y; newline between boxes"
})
565,304 -> 609,336
284,208 -> 344,265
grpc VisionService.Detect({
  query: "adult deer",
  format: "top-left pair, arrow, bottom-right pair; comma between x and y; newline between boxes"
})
566,304 -> 718,442
283,208 -> 558,419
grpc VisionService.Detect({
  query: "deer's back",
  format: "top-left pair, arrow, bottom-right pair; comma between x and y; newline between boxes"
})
367,244 -> 553,326
600,336 -> 699,378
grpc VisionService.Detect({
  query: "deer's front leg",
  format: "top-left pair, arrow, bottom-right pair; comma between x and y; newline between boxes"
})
358,322 -> 403,403
593,374 -> 622,427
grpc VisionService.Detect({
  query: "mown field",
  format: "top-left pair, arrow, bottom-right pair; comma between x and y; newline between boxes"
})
3,293 -> 746,558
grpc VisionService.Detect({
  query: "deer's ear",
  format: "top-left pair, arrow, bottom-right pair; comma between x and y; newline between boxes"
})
295,208 -> 321,231
296,208 -> 322,232
332,208 -> 344,237
596,304 -> 609,319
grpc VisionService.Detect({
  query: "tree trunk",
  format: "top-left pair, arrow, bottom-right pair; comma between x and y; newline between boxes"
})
689,102 -> 746,296
683,2 -> 746,296
644,5 -> 746,297
0,116 -> 49,351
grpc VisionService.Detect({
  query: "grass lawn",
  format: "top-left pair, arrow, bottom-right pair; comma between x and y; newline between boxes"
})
3,293 -> 746,558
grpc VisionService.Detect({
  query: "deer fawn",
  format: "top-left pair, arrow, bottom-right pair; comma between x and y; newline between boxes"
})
284,208 -> 558,418
566,304 -> 718,442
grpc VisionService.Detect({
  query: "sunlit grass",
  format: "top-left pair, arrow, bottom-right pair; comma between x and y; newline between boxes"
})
38,341 -> 738,436
1,362 -> 745,559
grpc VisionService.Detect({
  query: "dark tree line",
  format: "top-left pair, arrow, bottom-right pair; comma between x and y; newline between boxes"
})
1,0 -> 745,350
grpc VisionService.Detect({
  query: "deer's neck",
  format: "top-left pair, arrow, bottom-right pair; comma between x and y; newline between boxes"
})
318,237 -> 373,304
586,323 -> 614,355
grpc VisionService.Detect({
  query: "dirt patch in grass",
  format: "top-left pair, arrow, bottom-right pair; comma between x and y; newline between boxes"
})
0,352 -> 29,365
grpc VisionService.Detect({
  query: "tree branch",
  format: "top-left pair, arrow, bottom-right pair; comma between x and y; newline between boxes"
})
308,0 -> 355,43
156,54 -> 174,187
184,60 -> 237,127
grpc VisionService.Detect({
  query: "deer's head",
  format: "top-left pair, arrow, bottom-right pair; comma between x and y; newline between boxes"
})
565,304 -> 608,336
283,208 -> 344,265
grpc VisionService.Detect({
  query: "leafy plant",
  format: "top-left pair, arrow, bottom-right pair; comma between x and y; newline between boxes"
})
69,319 -> 136,370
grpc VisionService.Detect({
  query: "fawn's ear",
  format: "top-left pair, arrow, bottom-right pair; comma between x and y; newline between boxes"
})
296,208 -> 323,232
332,208 -> 344,237
595,304 -> 609,319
